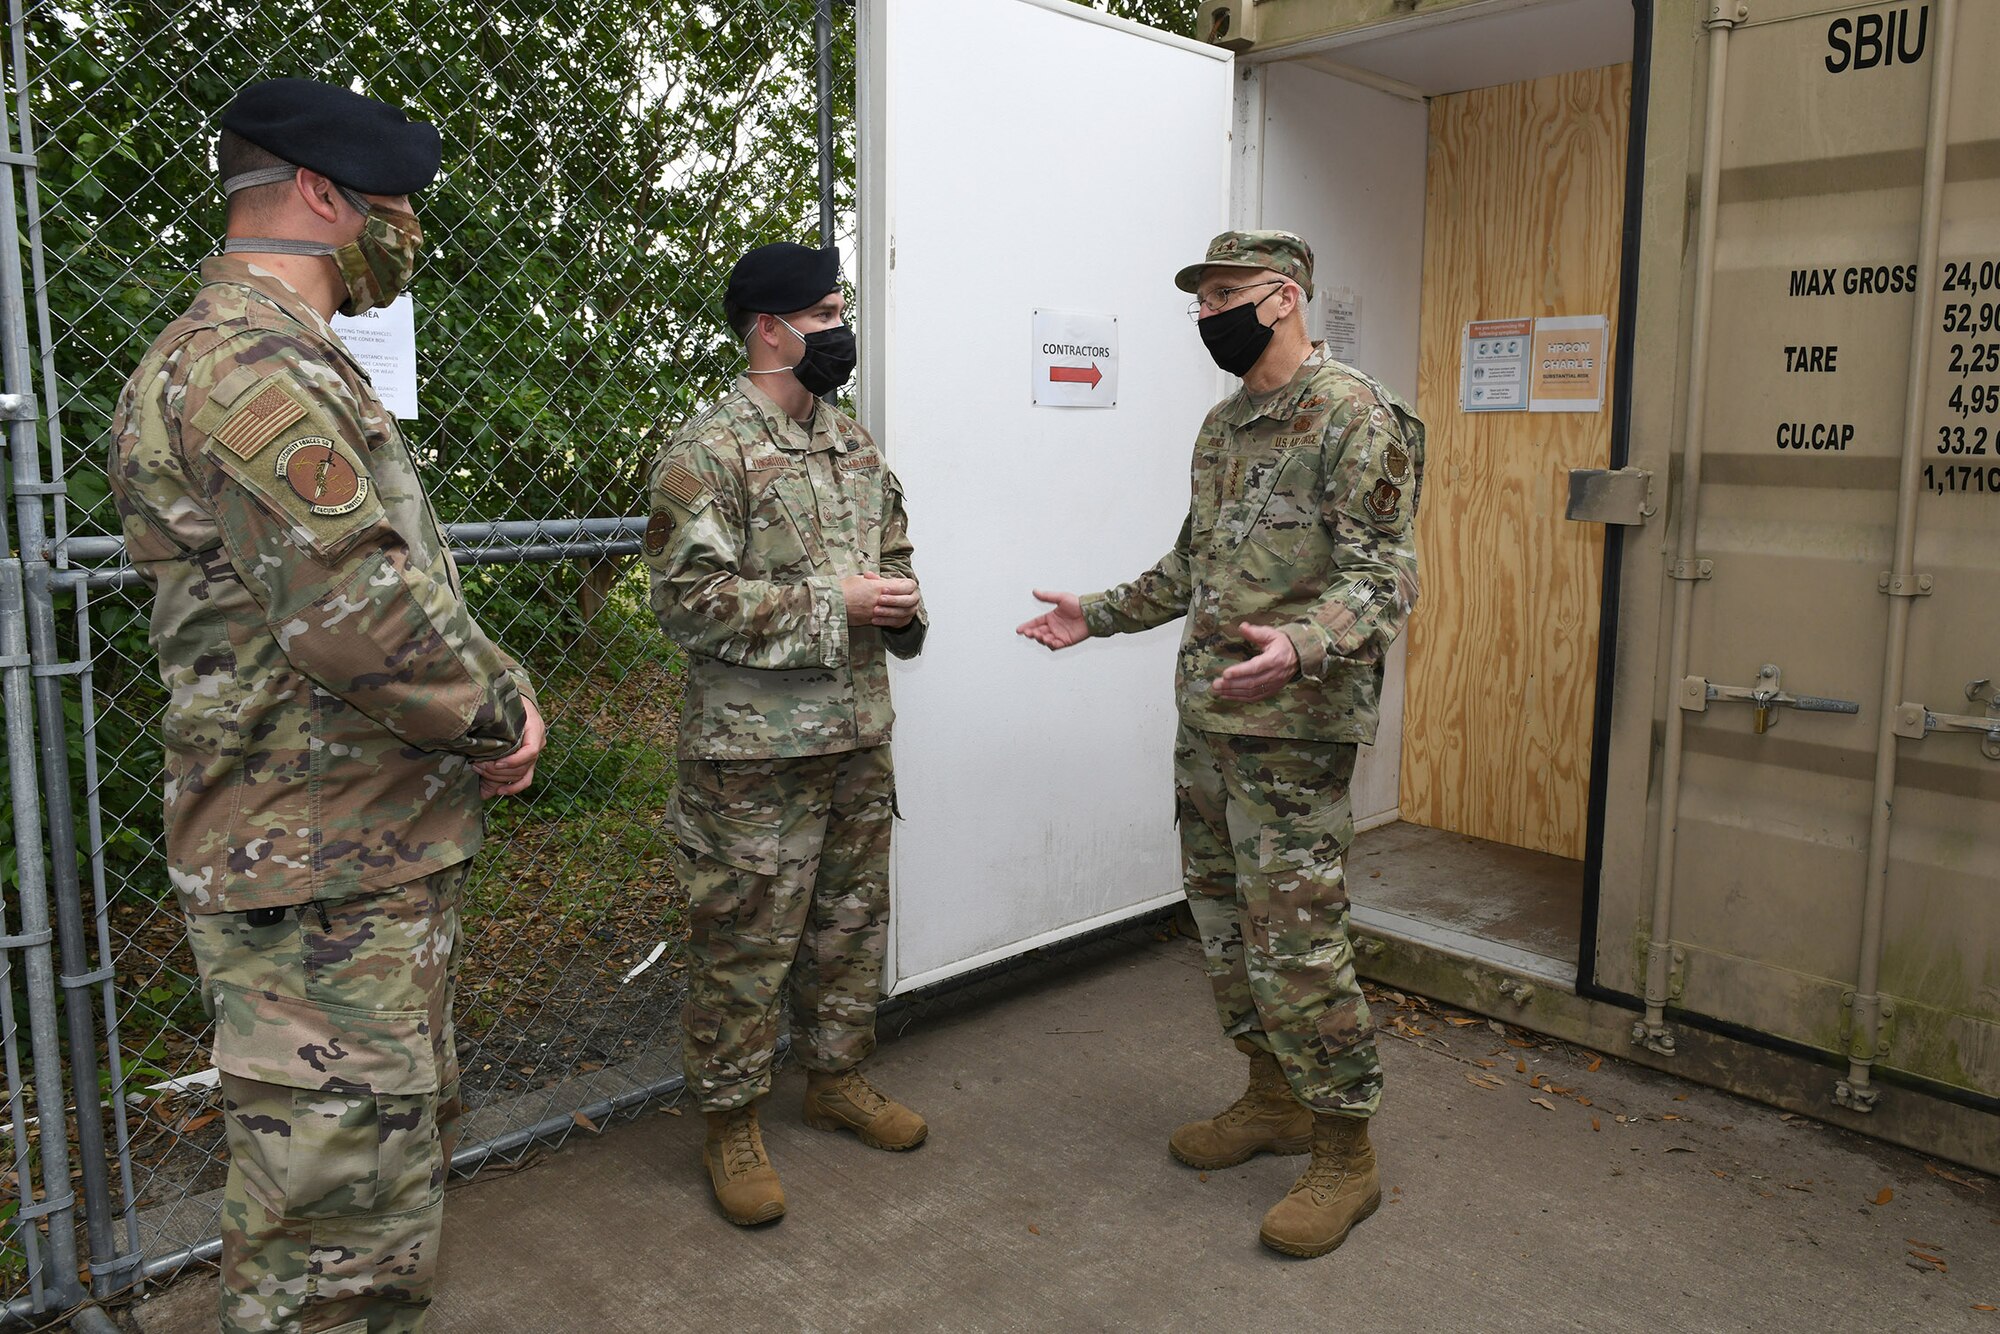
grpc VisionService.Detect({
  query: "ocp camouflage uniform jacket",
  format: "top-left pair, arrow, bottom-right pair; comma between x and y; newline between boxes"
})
644,378 -> 925,760
1083,345 -> 1423,744
108,257 -> 533,915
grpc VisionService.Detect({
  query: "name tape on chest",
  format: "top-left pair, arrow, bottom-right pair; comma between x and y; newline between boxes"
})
213,382 -> 307,460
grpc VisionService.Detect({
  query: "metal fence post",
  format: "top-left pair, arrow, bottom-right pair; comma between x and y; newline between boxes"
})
0,24 -> 113,1308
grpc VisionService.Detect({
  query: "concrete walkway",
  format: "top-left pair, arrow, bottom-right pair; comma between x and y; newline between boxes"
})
125,934 -> 2000,1333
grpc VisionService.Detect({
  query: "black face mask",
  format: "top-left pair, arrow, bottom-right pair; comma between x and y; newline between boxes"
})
1197,293 -> 1277,377
782,318 -> 858,398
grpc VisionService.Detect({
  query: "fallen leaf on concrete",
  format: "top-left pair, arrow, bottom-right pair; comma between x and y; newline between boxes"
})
1515,1059 -> 1528,1074
1926,1163 -> 1985,1192
1576,1097 -> 1594,1107
1907,1238 -> 1942,1248
1662,1114 -> 1684,1122
1909,1250 -> 1947,1273
1465,1072 -> 1505,1091
1506,1037 -> 1535,1048
1712,1170 -> 1731,1180
1875,1187 -> 1895,1206
1674,1094 -> 1689,1102
1587,1055 -> 1603,1073
1972,1303 -> 1995,1311
1028,1224 -> 1041,1235
1785,1184 -> 1813,1193
1664,1146 -> 1693,1154
1591,1118 -> 1601,1132
660,1105 -> 684,1116
1780,1113 -> 1800,1122
1474,1059 -> 1498,1069
1447,1017 -> 1480,1026
573,1110 -> 599,1134
1199,1173 -> 1209,1182
1369,870 -> 1382,878
1530,1097 -> 1557,1112
1547,1083 -> 1576,1096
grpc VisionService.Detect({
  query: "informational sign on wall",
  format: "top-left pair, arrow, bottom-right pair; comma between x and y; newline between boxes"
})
1032,308 -> 1119,407
1321,286 -> 1362,364
331,294 -> 420,420
1460,317 -> 1531,411
1529,314 -> 1608,412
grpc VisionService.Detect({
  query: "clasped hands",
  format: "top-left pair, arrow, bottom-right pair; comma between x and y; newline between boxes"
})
843,571 -> 922,629
1015,590 -> 1298,704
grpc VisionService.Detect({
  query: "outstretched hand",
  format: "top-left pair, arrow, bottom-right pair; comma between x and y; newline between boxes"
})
1210,623 -> 1297,702
1016,589 -> 1090,650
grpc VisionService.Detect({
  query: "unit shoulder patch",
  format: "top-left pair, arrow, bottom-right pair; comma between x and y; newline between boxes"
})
275,436 -> 370,516
644,508 -> 675,557
211,381 -> 308,460
1364,478 -> 1402,523
1383,441 -> 1411,485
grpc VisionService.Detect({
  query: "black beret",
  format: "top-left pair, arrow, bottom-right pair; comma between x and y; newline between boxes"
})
222,78 -> 442,195
724,242 -> 841,319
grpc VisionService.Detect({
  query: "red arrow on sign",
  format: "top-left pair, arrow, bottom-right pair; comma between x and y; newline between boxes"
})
1049,362 -> 1103,390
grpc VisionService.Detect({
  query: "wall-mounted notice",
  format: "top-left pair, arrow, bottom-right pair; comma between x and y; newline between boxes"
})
1460,318 -> 1531,412
1032,308 -> 1119,407
1322,286 -> 1361,363
1529,314 -> 1608,413
331,294 -> 419,420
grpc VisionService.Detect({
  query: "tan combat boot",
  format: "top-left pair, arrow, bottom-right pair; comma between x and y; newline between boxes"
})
702,1104 -> 785,1226
1258,1113 -> 1382,1258
802,1068 -> 929,1150
1168,1047 -> 1312,1169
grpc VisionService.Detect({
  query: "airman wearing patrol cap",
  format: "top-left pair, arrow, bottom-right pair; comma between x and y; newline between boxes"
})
1019,229 -> 1426,1260
106,76 -> 545,1332
644,240 -> 929,1227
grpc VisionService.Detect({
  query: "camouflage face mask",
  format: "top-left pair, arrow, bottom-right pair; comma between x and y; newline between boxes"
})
330,200 -> 423,317
219,168 -> 422,316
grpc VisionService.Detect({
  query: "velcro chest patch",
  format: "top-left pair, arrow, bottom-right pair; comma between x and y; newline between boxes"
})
839,450 -> 881,471
212,382 -> 307,460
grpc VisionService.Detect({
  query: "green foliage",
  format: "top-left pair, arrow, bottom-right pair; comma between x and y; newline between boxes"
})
1081,0 -> 1202,38
29,0 -> 850,535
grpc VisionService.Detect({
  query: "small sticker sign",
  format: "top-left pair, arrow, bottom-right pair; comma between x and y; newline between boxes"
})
331,293 -> 420,420
1460,318 -> 1531,412
1322,286 -> 1361,363
1032,309 -> 1119,408
1529,314 -> 1609,412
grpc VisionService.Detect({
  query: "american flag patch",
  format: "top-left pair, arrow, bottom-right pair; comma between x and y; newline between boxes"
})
660,462 -> 707,506
211,383 -> 306,460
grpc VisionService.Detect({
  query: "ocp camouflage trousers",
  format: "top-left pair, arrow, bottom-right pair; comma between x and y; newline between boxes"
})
185,864 -> 467,1334
675,744 -> 894,1112
1175,726 -> 1383,1117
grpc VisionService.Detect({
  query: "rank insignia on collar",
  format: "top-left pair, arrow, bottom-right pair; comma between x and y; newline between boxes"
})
1287,414 -> 1317,434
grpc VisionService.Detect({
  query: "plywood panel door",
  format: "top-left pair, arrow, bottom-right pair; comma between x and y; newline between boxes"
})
1402,64 -> 1631,859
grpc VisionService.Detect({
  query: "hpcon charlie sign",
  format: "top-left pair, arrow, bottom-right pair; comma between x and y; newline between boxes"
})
1528,314 -> 1608,413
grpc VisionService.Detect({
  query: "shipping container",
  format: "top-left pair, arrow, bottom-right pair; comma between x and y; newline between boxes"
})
858,0 -> 1997,1170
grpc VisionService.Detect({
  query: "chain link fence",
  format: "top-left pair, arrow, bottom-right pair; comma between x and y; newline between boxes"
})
0,0 -> 1198,1322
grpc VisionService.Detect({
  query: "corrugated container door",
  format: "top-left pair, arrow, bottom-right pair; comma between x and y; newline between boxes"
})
1606,0 -> 1997,1107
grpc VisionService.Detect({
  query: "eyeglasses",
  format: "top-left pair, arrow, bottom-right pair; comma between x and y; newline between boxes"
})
1187,279 -> 1283,321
